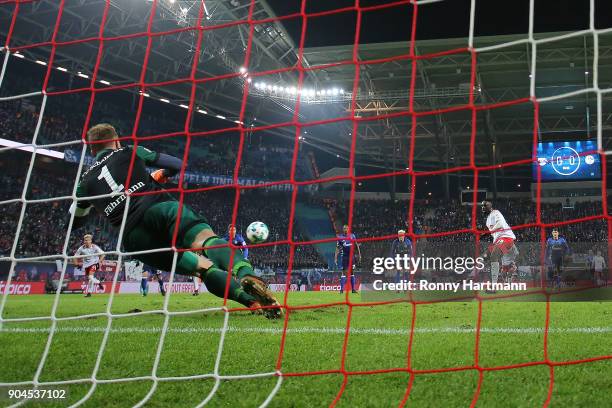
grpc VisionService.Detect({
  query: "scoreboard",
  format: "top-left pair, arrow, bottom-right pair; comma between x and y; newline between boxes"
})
533,140 -> 601,181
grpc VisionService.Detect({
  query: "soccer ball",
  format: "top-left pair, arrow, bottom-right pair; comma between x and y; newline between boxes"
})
246,221 -> 269,243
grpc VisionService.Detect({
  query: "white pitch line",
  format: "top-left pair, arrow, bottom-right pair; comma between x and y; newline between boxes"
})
0,326 -> 610,335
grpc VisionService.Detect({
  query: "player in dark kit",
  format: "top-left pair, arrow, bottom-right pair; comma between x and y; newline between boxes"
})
335,224 -> 361,294
389,229 -> 414,284
545,228 -> 571,289
70,124 -> 281,318
153,269 -> 166,296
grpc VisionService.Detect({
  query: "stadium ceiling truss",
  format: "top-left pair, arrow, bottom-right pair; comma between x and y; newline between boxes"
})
0,0 -> 308,129
301,33 -> 612,169
2,1 -> 612,170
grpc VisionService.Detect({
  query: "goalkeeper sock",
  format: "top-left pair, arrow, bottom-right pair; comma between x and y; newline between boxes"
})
201,237 -> 254,280
350,275 -> 356,291
491,262 -> 500,284
340,275 -> 346,293
202,267 -> 256,307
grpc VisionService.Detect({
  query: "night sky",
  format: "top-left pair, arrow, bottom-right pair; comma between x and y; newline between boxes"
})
267,0 -> 612,48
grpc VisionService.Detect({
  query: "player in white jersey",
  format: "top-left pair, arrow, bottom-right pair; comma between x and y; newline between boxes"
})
592,251 -> 606,285
192,275 -> 201,296
481,200 -> 519,289
73,234 -> 105,297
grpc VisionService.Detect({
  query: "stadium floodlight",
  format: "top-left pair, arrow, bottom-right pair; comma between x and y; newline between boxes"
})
99,80 -> 111,85
239,66 -> 247,74
340,89 -> 345,94
179,104 -> 189,109
35,60 -> 47,65
12,52 -> 24,58
169,0 -> 175,3
77,72 -> 89,79
332,88 -> 339,95
56,66 -> 67,72
216,114 -> 226,120
197,109 -> 208,114
160,98 -> 170,103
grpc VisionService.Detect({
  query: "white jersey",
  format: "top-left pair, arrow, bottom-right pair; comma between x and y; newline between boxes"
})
486,209 -> 516,242
75,244 -> 103,268
592,255 -> 606,271
124,260 -> 144,280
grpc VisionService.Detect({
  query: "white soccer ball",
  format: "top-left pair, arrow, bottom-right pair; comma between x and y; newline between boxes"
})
246,221 -> 269,243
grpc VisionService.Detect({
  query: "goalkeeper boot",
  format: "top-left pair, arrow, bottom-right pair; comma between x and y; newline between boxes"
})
240,276 -> 282,319
249,301 -> 264,316
98,280 -> 105,291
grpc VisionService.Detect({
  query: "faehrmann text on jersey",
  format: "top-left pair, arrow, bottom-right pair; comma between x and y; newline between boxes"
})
103,181 -> 145,216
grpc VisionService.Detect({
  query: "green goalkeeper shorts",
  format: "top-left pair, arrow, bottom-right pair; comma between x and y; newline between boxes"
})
123,200 -> 212,275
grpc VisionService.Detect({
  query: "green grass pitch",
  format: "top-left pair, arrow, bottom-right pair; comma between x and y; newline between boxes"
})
0,292 -> 610,407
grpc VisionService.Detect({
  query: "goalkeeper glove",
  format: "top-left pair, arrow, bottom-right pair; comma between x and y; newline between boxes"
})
151,169 -> 169,184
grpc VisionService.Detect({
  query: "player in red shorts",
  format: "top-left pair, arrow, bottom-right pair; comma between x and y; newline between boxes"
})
481,200 -> 519,289
73,234 -> 105,297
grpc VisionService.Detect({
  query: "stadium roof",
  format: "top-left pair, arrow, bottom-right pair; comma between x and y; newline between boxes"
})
300,32 -> 612,171
1,1 -> 612,172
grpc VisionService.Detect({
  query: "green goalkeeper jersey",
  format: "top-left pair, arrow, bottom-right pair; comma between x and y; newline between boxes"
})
73,146 -> 173,233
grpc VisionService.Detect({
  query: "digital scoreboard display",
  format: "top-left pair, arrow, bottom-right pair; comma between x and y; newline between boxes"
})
533,140 -> 601,181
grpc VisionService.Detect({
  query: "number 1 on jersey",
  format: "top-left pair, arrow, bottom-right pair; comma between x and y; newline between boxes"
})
98,165 -> 125,193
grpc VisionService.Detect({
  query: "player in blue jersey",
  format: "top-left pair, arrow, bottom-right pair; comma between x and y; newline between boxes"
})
335,224 -> 362,294
546,228 -> 571,289
223,225 -> 249,260
389,229 -> 414,284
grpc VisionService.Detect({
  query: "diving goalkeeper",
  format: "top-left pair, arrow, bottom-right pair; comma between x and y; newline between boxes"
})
69,124 -> 281,318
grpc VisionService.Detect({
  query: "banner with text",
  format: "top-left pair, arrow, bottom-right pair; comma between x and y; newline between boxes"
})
64,149 -> 300,192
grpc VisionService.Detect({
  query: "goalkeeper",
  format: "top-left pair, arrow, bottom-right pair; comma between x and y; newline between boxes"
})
70,124 -> 281,318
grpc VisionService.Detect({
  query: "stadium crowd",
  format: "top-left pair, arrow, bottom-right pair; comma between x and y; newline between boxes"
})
1,77 -> 609,283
